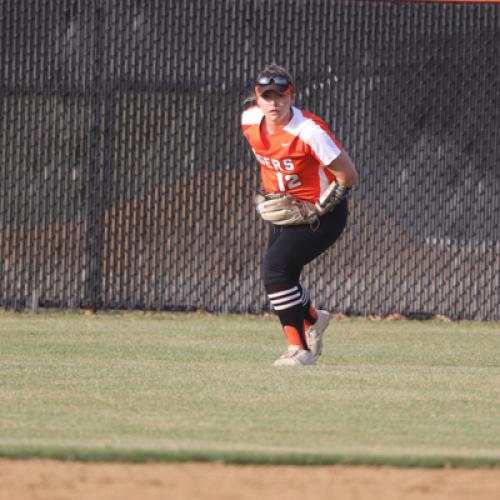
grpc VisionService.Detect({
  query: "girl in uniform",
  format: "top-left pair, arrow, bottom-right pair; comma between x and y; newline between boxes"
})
241,64 -> 358,366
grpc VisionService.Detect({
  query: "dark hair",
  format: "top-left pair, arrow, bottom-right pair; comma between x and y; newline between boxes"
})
242,63 -> 295,109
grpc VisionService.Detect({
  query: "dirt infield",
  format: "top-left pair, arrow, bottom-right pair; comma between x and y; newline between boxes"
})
1,460 -> 500,500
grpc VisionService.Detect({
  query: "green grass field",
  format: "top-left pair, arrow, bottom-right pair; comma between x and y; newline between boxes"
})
1,311 -> 500,467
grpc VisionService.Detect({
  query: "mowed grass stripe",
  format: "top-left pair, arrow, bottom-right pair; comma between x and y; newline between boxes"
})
1,312 -> 499,467
2,443 -> 500,468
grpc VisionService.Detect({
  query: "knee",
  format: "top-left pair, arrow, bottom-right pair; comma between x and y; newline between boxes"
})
262,251 -> 298,287
262,252 -> 280,287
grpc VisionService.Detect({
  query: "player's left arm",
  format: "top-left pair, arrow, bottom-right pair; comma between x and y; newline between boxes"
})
315,152 -> 358,215
326,151 -> 358,187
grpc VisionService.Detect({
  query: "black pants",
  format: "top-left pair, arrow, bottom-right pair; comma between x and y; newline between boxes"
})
262,199 -> 348,287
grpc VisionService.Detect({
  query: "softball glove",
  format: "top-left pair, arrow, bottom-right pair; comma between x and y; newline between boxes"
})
254,192 -> 319,226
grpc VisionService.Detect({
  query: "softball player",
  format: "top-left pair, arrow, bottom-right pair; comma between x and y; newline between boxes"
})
241,64 -> 358,366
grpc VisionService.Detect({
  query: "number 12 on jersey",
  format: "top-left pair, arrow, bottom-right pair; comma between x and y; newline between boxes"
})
277,172 -> 302,191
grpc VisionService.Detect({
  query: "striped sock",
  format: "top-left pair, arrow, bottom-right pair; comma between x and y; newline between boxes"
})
267,284 -> 308,349
298,285 -> 318,329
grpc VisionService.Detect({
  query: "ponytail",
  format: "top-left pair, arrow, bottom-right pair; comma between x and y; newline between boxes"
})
242,92 -> 257,110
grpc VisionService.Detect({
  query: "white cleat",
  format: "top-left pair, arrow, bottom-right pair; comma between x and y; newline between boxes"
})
305,310 -> 330,359
273,345 -> 316,366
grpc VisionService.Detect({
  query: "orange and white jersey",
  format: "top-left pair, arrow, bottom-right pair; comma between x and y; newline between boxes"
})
241,106 -> 344,202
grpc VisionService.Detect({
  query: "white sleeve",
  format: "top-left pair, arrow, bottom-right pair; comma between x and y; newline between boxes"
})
299,122 -> 342,165
241,106 -> 264,126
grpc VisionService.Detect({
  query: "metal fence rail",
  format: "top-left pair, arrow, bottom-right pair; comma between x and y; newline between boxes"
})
1,0 -> 499,319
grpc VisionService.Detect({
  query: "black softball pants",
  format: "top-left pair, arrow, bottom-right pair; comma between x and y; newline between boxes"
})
262,199 -> 348,287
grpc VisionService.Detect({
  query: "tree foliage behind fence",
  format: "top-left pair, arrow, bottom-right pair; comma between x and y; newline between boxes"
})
1,0 -> 499,319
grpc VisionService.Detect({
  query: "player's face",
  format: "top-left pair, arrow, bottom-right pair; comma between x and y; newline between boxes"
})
257,91 -> 294,127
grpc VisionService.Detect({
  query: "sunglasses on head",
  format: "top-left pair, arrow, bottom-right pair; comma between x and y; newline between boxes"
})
255,76 -> 291,86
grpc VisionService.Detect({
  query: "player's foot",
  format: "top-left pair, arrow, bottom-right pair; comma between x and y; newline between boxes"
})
305,309 -> 330,359
273,345 -> 316,366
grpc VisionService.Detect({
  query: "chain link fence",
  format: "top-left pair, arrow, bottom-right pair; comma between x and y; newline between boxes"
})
1,0 -> 499,319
